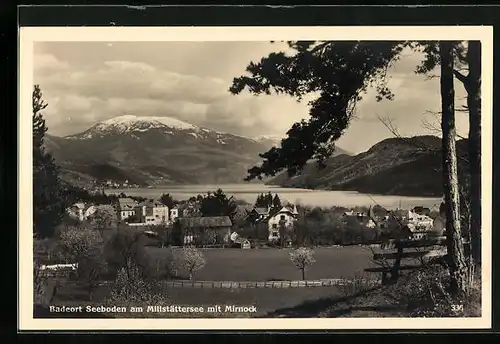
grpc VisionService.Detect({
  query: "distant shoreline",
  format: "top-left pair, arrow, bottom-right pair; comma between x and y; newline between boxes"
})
102,182 -> 441,198
263,182 -> 443,198
100,183 -> 442,209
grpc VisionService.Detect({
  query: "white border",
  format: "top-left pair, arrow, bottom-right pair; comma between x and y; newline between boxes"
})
18,26 -> 493,331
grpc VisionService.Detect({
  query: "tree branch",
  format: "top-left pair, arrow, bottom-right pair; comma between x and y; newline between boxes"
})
377,114 -> 469,165
421,110 -> 468,140
453,69 -> 469,85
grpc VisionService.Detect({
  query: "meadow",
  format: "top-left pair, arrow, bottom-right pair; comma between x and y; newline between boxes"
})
145,245 -> 376,281
43,245 -> 379,318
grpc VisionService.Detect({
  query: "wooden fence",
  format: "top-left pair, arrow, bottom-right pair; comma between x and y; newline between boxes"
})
158,278 -> 379,289
55,277 -> 380,289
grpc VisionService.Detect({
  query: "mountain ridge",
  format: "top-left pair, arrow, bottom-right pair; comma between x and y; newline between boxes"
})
45,115 -> 348,188
266,135 -> 469,197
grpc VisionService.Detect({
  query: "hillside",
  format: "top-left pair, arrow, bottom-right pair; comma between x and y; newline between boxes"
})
45,115 -> 343,187
267,136 -> 469,197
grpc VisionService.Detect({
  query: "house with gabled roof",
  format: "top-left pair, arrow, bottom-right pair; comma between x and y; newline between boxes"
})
176,216 -> 233,246
133,199 -> 169,225
247,207 -> 271,223
261,205 -> 299,242
230,233 -> 251,249
117,197 -> 138,221
67,202 -> 98,222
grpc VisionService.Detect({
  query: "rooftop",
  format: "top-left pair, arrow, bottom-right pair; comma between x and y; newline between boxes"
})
253,207 -> 269,215
118,198 -> 137,210
177,216 -> 232,229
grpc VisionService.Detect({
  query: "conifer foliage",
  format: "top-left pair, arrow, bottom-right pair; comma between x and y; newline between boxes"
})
33,85 -> 66,238
230,41 -> 405,180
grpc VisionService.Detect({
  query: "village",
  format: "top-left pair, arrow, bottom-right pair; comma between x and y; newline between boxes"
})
65,191 -> 446,249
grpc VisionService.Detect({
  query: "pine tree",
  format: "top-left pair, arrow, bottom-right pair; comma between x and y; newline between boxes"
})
412,41 -> 482,267
266,192 -> 273,207
160,193 -> 175,208
439,42 -> 468,296
200,189 -> 237,221
272,194 -> 282,210
230,41 -> 404,180
254,193 -> 264,207
33,85 -> 66,238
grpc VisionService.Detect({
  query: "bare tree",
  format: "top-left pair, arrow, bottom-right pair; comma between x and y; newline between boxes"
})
439,41 -> 468,296
420,109 -> 468,140
289,247 -> 316,280
181,246 -> 206,280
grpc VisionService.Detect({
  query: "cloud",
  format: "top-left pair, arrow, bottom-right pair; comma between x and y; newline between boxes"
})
34,53 -> 69,72
38,58 -> 230,105
34,50 -> 310,138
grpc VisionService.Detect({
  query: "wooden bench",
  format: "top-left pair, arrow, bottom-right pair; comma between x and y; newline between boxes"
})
364,235 -> 468,285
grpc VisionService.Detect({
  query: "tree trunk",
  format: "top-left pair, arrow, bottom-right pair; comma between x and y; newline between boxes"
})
439,41 -> 468,296
466,40 -> 482,267
301,268 -> 305,281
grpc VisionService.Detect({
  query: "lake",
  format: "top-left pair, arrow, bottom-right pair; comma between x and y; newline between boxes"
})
104,183 -> 442,210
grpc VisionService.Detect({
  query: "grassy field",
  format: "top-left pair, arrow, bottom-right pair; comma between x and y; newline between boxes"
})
43,246 -> 378,318
145,246 -> 376,281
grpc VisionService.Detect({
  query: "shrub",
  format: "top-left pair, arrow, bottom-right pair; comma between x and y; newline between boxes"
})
383,264 -> 481,317
338,271 -> 380,298
107,261 -> 167,305
289,247 -> 316,280
59,226 -> 104,262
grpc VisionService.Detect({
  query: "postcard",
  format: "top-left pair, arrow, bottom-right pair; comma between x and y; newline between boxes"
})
19,25 -> 492,331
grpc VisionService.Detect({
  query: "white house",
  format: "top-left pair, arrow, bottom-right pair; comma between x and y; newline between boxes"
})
265,205 -> 299,241
67,203 -> 97,222
66,203 -> 85,221
152,200 -> 169,224
84,205 -> 97,219
117,198 -> 138,221
406,210 -> 434,232
400,209 -> 438,240
170,208 -> 179,222
133,200 -> 170,226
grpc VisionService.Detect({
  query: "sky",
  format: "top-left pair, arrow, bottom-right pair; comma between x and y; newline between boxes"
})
33,41 -> 469,154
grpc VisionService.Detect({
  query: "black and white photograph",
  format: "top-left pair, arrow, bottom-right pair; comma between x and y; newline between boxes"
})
19,26 -> 492,330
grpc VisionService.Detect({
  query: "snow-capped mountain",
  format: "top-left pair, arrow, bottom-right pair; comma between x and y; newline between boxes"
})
66,115 -> 199,139
65,114 -> 258,147
46,115 -> 351,186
